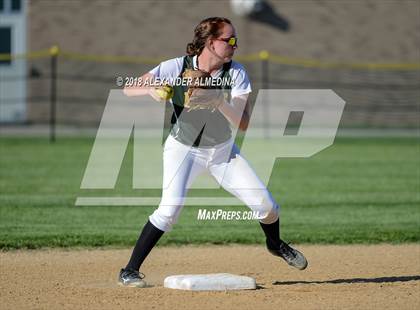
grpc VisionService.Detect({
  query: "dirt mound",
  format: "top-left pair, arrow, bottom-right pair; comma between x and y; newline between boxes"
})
1,245 -> 419,309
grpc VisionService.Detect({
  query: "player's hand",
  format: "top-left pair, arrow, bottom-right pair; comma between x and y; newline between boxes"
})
149,85 -> 174,103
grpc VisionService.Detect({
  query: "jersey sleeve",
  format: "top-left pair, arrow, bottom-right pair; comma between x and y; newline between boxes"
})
230,62 -> 252,98
149,57 -> 184,83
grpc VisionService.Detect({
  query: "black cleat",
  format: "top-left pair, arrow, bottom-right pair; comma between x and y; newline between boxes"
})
268,240 -> 308,270
118,268 -> 147,287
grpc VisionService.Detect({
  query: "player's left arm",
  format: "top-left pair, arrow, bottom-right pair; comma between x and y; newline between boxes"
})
218,94 -> 250,131
218,63 -> 252,131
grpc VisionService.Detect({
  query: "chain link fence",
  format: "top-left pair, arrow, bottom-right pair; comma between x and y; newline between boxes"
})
1,48 -> 419,140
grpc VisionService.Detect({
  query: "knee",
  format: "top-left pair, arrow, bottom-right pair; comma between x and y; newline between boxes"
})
255,194 -> 279,224
149,204 -> 182,232
258,203 -> 279,224
244,191 -> 279,224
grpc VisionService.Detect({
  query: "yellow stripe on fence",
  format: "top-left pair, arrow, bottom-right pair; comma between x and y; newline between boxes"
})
267,54 -> 420,70
59,51 -> 164,65
0,48 -> 419,70
0,49 -> 51,60
234,53 -> 261,62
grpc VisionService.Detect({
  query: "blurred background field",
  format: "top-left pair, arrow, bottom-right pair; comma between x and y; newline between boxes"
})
0,0 -> 419,249
1,0 -> 419,130
0,136 -> 418,249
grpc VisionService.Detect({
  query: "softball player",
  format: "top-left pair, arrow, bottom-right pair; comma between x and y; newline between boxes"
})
119,17 -> 307,288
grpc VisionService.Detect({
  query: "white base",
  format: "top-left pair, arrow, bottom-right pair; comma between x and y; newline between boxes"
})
164,273 -> 256,291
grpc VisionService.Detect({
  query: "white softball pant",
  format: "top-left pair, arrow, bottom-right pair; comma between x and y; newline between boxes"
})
149,134 -> 279,232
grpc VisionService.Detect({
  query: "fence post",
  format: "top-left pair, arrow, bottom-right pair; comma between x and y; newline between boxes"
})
49,45 -> 59,143
259,50 -> 270,138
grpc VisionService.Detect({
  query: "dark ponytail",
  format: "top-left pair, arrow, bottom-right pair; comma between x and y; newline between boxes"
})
186,17 -> 232,56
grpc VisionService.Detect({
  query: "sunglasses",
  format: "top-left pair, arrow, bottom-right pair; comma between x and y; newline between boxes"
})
215,37 -> 238,47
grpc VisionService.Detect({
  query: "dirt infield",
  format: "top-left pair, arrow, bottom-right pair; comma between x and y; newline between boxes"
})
1,245 -> 419,310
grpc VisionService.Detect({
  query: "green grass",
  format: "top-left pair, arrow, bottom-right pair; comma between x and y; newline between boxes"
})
0,137 -> 419,249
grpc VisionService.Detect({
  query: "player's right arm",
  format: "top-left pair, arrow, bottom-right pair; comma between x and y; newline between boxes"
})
123,57 -> 182,101
123,72 -> 155,97
123,72 -> 170,102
